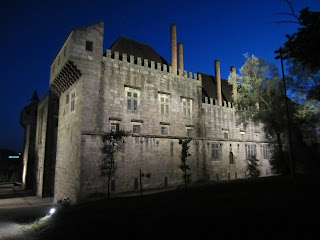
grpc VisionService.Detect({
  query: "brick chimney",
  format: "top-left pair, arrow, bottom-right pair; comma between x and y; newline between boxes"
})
215,60 -> 222,106
170,24 -> 177,75
230,66 -> 237,104
178,42 -> 183,74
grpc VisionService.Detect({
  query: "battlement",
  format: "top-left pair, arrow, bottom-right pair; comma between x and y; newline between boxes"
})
202,97 -> 234,109
103,49 -> 202,81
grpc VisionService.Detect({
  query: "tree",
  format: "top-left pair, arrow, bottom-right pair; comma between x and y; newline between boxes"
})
178,139 -> 192,187
278,2 -> 320,102
247,156 -> 260,178
228,54 -> 290,174
100,129 -> 130,199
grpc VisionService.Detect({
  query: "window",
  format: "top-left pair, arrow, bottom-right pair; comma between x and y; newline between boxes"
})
170,142 -> 174,156
164,177 -> 168,186
186,127 -> 193,137
160,94 -> 170,115
245,144 -> 256,160
211,143 -> 219,160
240,130 -> 245,139
71,92 -> 75,111
66,94 -> 69,104
111,123 -> 119,132
263,145 -> 270,159
133,125 -> 141,134
161,126 -> 168,135
223,131 -> 229,139
229,152 -> 234,164
126,89 -> 139,110
182,98 -> 192,118
86,41 -> 93,52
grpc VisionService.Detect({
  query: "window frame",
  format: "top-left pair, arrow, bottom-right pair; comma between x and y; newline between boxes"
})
211,142 -> 220,161
85,41 -> 93,52
161,126 -> 169,136
71,92 -> 75,111
125,87 -> 140,111
159,93 -> 170,115
182,98 -> 192,118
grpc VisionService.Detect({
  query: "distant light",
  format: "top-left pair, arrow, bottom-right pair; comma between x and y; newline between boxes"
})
8,156 -> 19,159
49,208 -> 56,215
18,152 -> 21,155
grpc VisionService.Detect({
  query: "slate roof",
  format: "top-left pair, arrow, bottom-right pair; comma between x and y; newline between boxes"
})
107,37 -> 169,65
200,73 -> 233,103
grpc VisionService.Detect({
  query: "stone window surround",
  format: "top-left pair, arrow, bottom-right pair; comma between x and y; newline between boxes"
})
125,87 -> 140,111
181,97 -> 192,119
71,92 -> 76,112
159,93 -> 170,115
85,40 -> 93,52
160,122 -> 170,136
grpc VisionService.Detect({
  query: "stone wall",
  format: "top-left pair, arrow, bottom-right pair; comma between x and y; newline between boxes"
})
50,22 -> 272,203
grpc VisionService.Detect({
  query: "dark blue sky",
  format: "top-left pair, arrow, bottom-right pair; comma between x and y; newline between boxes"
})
1,0 -> 319,152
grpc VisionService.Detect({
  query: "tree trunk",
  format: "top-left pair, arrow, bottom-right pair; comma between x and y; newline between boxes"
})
275,131 -> 289,174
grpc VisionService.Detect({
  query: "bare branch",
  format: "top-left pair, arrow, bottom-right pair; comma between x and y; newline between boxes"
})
283,0 -> 302,24
274,20 -> 300,24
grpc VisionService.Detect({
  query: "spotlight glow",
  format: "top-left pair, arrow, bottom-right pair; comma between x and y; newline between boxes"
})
49,208 -> 56,215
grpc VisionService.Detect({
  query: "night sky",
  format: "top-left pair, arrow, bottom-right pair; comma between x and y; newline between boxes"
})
1,0 -> 319,152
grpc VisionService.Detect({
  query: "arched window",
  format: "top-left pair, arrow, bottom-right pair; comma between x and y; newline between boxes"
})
229,152 -> 234,164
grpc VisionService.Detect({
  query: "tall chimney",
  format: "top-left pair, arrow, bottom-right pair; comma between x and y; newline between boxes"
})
170,24 -> 177,75
215,60 -> 222,106
230,66 -> 237,104
178,42 -> 184,74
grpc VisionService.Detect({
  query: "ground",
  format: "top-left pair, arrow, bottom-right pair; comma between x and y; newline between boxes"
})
1,174 -> 319,239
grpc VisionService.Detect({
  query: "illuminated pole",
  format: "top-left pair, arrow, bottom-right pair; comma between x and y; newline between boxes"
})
274,48 -> 295,179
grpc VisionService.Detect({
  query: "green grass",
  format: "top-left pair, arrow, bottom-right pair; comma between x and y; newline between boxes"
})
35,174 -> 320,239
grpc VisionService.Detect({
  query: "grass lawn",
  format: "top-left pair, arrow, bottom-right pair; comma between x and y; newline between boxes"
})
32,174 -> 319,239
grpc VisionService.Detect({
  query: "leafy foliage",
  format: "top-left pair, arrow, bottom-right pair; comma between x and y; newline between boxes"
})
247,156 -> 261,178
282,8 -> 320,102
228,54 -> 289,172
178,139 -> 191,186
100,129 -> 130,199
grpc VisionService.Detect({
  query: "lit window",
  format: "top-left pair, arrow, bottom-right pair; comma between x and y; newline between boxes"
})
161,126 -> 168,135
211,143 -> 219,160
111,123 -> 119,132
71,92 -> 75,111
133,125 -> 141,134
160,94 -> 170,115
86,41 -> 93,52
126,89 -> 139,111
182,98 -> 192,118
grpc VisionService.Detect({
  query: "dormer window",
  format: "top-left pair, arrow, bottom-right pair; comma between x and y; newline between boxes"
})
86,41 -> 93,52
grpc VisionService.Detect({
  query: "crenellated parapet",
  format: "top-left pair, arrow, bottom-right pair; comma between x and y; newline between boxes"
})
202,97 -> 234,109
103,49 -> 202,82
